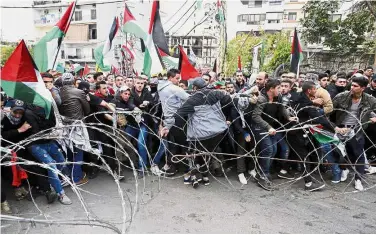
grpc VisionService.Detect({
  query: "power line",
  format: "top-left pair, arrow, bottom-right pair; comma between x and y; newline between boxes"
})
0,0 -> 125,8
184,7 -> 217,37
165,1 -> 196,33
170,7 -> 197,37
163,0 -> 188,25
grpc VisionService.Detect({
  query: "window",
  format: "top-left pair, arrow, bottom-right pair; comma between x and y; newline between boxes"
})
76,48 -> 82,59
92,48 -> 95,59
72,11 -> 82,21
266,12 -> 283,20
268,20 -> 280,23
91,9 -> 96,20
330,14 -> 341,22
237,14 -> 266,24
248,0 -> 262,8
269,0 -> 282,5
288,12 -> 297,21
89,24 -> 97,39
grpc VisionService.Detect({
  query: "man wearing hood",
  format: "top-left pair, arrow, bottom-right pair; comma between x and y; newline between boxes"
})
327,72 -> 347,98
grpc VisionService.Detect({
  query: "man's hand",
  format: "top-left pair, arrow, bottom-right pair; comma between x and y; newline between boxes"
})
335,127 -> 349,135
370,117 -> 376,123
249,95 -> 258,104
226,120 -> 231,126
86,94 -> 91,102
268,128 -> 277,136
159,127 -> 169,137
244,133 -> 251,142
18,122 -> 32,133
312,98 -> 324,106
288,117 -> 298,122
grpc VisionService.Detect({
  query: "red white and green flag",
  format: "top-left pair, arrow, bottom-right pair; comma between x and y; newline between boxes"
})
33,1 -> 76,73
94,16 -> 119,72
290,28 -> 303,74
1,40 -> 53,117
122,3 -> 147,40
158,48 -> 178,69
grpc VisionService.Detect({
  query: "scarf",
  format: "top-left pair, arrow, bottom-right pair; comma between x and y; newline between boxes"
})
94,91 -> 106,99
5,112 -> 22,125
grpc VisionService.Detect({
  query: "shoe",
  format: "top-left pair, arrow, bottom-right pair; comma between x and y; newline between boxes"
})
277,170 -> 295,180
305,181 -> 325,192
1,201 -> 11,214
45,190 -> 58,204
365,166 -> 376,175
150,165 -> 162,176
58,193 -> 72,205
331,172 -> 341,184
137,171 -> 144,179
183,174 -> 191,185
161,164 -> 177,176
202,177 -> 210,186
257,176 -> 273,191
341,169 -> 350,182
191,175 -> 199,189
14,186 -> 28,200
354,179 -> 364,191
213,168 -> 224,177
75,174 -> 89,186
238,173 -> 248,185
248,169 -> 257,178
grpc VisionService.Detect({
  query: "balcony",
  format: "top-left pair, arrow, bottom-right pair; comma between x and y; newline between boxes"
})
34,17 -> 60,26
33,1 -> 61,6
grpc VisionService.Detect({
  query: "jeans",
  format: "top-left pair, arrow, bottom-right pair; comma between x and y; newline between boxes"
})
30,141 -> 65,195
125,124 -> 149,169
154,138 -> 167,165
67,147 -> 84,183
345,133 -> 365,179
321,143 -> 341,177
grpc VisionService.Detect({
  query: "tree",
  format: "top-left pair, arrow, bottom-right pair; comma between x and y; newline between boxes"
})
225,33 -> 261,76
300,0 -> 376,55
260,32 -> 291,73
1,45 -> 16,66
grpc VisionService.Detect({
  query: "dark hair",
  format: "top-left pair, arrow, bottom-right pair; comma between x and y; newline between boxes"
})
167,68 -> 180,78
352,76 -> 368,88
105,74 -> 114,80
302,81 -> 316,93
95,80 -> 107,90
225,82 -> 235,87
115,75 -> 124,80
265,79 -> 281,92
236,69 -> 243,74
318,73 -> 328,80
41,72 -> 54,79
179,80 -> 188,86
336,72 -> 346,79
280,79 -> 293,86
202,73 -> 212,79
94,72 -> 103,80
365,66 -> 374,71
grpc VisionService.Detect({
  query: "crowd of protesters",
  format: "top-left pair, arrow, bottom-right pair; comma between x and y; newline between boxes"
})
1,65 -> 376,213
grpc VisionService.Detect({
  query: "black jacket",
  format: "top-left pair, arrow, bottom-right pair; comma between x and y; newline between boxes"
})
365,87 -> 376,98
110,97 -> 137,126
1,114 -> 30,147
59,85 -> 90,123
130,87 -> 154,127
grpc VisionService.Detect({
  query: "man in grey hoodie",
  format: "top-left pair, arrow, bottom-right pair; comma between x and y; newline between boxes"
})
157,69 -> 190,176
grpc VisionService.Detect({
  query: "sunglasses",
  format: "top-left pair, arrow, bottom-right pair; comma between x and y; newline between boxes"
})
44,81 -> 53,84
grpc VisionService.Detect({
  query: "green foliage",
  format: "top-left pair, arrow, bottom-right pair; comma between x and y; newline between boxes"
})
300,0 -> 376,55
1,45 -> 16,66
225,33 -> 261,76
260,32 -> 291,73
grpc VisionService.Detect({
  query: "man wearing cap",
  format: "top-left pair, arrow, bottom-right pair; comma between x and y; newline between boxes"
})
42,72 -> 61,106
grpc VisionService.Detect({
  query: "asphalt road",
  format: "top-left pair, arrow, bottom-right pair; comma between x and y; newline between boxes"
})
2,169 -> 376,234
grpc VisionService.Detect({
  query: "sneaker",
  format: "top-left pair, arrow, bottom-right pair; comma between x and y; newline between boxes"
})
202,177 -> 210,186
75,174 -> 89,186
58,193 -> 72,205
354,179 -> 364,191
277,170 -> 295,180
161,164 -> 177,176
238,173 -> 248,185
150,165 -> 162,176
365,166 -> 376,175
191,175 -> 199,189
183,174 -> 191,185
305,181 -> 325,192
341,169 -> 350,182
1,201 -> 11,214
257,176 -> 273,191
248,169 -> 257,178
45,190 -> 57,204
331,172 -> 341,184
14,186 -> 28,200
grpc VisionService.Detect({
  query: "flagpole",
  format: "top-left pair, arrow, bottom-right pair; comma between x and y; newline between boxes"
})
52,1 -> 76,72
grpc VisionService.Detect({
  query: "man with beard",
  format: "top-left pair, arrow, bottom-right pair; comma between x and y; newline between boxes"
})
364,66 -> 374,83
234,70 -> 247,92
327,72 -> 347,98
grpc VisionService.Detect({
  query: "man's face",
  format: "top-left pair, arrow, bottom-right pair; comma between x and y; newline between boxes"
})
169,73 -> 181,85
43,76 -> 54,90
371,79 -> 376,89
203,75 -> 210,85
269,85 -> 281,97
97,75 -> 104,82
235,72 -> 243,83
335,78 -> 347,87
179,82 -> 187,90
74,79 -> 81,88
134,79 -> 145,92
218,73 -> 224,81
125,77 -> 133,88
120,90 -> 131,102
365,68 -> 373,77
286,73 -> 296,84
319,77 -> 328,88
97,84 -> 108,97
226,84 -> 235,94
11,109 -> 24,119
256,75 -> 266,88
350,82 -> 364,96
115,76 -> 124,87
107,75 -> 114,86
280,82 -> 291,95
308,87 -> 317,98
87,75 -> 95,83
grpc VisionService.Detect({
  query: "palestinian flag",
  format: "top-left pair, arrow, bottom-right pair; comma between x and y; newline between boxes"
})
82,63 -> 90,76
94,16 -> 119,72
1,40 -> 53,118
237,56 -> 242,70
111,65 -> 120,75
215,0 -> 224,24
33,1 -> 75,73
309,125 -> 346,159
290,28 -> 303,74
143,0 -> 164,77
122,3 -> 147,40
178,45 -> 200,80
151,0 -> 170,55
158,48 -> 178,69
56,62 -> 65,73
